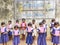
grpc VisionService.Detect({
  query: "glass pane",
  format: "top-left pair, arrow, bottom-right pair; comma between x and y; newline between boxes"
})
14,0 -> 56,19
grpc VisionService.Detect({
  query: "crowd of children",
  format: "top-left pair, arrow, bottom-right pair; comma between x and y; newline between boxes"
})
0,18 -> 60,45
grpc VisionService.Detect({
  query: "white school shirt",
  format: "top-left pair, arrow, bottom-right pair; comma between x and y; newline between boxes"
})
38,27 -> 45,33
53,27 -> 60,36
27,27 -> 33,32
7,24 -> 12,29
32,24 -> 36,29
7,24 -> 13,31
13,30 -> 20,35
15,23 -> 20,27
50,22 -> 54,27
0,27 -> 6,33
43,24 -> 47,32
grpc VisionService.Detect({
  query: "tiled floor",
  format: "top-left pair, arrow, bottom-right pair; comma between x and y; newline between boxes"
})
0,40 -> 60,45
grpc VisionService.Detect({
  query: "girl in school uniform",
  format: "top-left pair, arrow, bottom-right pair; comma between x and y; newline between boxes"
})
0,22 -> 9,45
26,23 -> 33,45
50,19 -> 56,42
7,20 -> 13,40
51,22 -> 60,45
42,19 -> 47,37
20,18 -> 27,40
13,25 -> 20,45
50,19 -> 56,30
32,19 -> 37,40
37,22 -> 47,45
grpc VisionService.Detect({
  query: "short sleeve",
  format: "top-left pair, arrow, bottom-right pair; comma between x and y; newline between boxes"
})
31,28 -> 34,32
18,30 -> 20,35
37,28 -> 40,32
51,28 -> 55,34
26,28 -> 28,31
5,28 -> 7,32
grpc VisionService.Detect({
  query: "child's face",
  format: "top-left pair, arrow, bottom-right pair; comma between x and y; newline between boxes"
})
2,25 -> 5,27
55,24 -> 58,28
22,20 -> 25,22
40,25 -> 43,27
8,22 -> 11,24
44,21 -> 46,24
29,25 -> 32,27
16,21 -> 19,23
14,27 -> 18,30
32,21 -> 35,24
53,20 -> 55,22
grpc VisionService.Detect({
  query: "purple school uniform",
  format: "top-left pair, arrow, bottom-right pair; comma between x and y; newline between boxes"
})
0,35 -> 2,43
0,28 -> 2,43
13,30 -> 20,45
50,22 -> 54,29
26,27 -> 33,44
51,27 -> 60,44
0,27 -> 9,43
43,24 -> 47,37
7,24 -> 12,36
37,27 -> 47,45
50,22 -> 55,43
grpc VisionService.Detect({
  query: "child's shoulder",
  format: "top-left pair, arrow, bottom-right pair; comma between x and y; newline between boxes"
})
37,27 -> 44,29
3,27 -> 6,29
57,26 -> 60,30
27,27 -> 33,30
53,27 -> 60,30
53,27 -> 56,29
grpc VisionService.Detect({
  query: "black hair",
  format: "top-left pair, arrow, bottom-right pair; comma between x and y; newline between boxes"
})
8,20 -> 12,23
42,19 -> 46,22
32,19 -> 35,22
22,18 -> 25,21
14,25 -> 19,29
1,22 -> 5,26
51,19 -> 55,22
16,20 -> 19,22
39,22 -> 43,25
54,22 -> 59,26
28,22 -> 32,26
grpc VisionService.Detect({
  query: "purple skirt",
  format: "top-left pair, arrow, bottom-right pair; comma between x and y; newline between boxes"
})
26,32 -> 33,44
1,33 -> 9,43
37,33 -> 47,45
13,36 -> 20,45
0,36 -> 2,43
52,36 -> 59,44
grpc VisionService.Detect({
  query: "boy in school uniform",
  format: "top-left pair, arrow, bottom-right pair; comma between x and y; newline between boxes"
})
32,19 -> 37,40
50,19 -> 56,30
15,20 -> 20,27
7,20 -> 13,40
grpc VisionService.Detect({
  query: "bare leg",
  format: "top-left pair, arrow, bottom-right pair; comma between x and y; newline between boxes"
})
30,44 -> 32,45
3,42 -> 7,45
2,43 -> 4,45
56,44 -> 58,45
27,44 -> 29,45
53,43 -> 55,45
